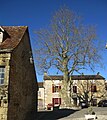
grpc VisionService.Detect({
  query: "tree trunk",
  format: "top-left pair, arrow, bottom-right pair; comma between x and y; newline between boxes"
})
62,66 -> 71,107
63,70 -> 69,82
63,56 -> 69,82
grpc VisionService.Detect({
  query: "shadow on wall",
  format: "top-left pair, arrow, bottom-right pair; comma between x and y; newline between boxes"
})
37,108 -> 79,120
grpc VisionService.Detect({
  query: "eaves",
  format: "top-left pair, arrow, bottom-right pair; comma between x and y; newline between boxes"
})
0,48 -> 13,53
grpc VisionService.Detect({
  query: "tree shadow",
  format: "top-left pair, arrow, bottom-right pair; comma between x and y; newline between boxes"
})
37,108 -> 79,120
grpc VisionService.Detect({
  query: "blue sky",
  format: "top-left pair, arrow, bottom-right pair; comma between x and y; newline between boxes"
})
0,0 -> 107,81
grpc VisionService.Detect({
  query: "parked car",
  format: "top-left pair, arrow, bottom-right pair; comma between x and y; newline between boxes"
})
47,103 -> 53,110
47,103 -> 60,110
98,100 -> 107,107
53,104 -> 60,110
80,101 -> 89,109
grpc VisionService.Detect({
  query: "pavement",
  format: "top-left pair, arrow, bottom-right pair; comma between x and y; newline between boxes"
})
59,115 -> 107,120
58,107 -> 107,120
37,107 -> 107,120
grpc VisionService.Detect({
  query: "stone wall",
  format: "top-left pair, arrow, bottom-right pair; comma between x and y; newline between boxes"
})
7,30 -> 37,120
0,53 -> 11,120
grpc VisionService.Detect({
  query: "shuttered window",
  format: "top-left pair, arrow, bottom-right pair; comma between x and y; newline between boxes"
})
105,83 -> 107,90
52,98 -> 61,105
52,85 -> 61,93
73,86 -> 77,93
91,84 -> 97,92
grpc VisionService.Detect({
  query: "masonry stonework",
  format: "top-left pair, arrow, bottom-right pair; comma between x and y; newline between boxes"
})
0,26 -> 38,120
8,30 -> 37,120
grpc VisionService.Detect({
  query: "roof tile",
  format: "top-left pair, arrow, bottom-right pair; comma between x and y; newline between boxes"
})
0,26 -> 27,50
44,75 -> 105,80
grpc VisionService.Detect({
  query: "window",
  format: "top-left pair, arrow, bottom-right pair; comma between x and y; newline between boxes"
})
38,91 -> 41,97
73,86 -> 77,93
0,66 -> 5,85
91,84 -> 97,92
52,85 -> 61,93
91,98 -> 97,106
52,98 -> 61,105
105,83 -> 107,90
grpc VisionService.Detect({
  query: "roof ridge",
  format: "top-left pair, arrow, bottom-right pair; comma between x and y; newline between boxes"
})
44,74 -> 105,80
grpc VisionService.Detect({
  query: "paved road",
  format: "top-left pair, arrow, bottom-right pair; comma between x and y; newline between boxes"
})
37,108 -> 78,120
58,107 -> 107,120
37,107 -> 107,120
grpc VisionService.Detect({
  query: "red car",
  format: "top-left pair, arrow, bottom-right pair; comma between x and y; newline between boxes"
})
47,103 -> 60,110
47,103 -> 53,110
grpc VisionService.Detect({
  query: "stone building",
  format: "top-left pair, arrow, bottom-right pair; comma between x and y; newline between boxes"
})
44,74 -> 106,109
38,82 -> 45,110
0,26 -> 38,120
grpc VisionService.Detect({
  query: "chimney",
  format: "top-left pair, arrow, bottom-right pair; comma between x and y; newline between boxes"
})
97,72 -> 100,75
0,27 -> 4,43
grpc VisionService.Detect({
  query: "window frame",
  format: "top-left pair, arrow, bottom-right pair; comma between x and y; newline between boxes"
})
38,91 -> 41,97
52,98 -> 61,105
73,85 -> 77,93
91,84 -> 97,92
105,83 -> 107,90
52,84 -> 61,93
0,66 -> 5,85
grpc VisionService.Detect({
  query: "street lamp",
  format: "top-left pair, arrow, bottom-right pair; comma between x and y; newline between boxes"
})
106,43 -> 107,49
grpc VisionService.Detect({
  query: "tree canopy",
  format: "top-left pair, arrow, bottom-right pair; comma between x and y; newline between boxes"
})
35,7 -> 101,82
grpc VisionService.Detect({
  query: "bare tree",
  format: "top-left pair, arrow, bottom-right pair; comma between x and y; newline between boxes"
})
35,7 -> 102,105
73,79 -> 106,106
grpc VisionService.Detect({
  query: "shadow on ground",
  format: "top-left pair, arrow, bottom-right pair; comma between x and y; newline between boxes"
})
37,108 -> 79,120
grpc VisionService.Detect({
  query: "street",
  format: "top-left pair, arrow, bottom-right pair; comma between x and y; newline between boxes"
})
37,107 -> 107,120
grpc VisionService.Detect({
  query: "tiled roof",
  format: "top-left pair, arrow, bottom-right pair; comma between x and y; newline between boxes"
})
0,26 -> 28,51
44,75 -> 105,80
38,82 -> 44,88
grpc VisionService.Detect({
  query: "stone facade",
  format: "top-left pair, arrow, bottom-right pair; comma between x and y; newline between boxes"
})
0,53 -> 10,120
44,74 -> 106,108
38,82 -> 45,110
71,77 -> 106,106
44,78 -> 62,109
0,26 -> 38,120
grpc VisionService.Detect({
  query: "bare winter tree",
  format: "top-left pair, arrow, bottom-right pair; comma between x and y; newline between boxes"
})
35,7 -> 102,106
75,79 -> 106,106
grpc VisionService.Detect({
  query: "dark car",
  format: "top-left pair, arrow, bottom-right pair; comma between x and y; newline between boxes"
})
98,100 -> 107,107
80,101 -> 89,109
